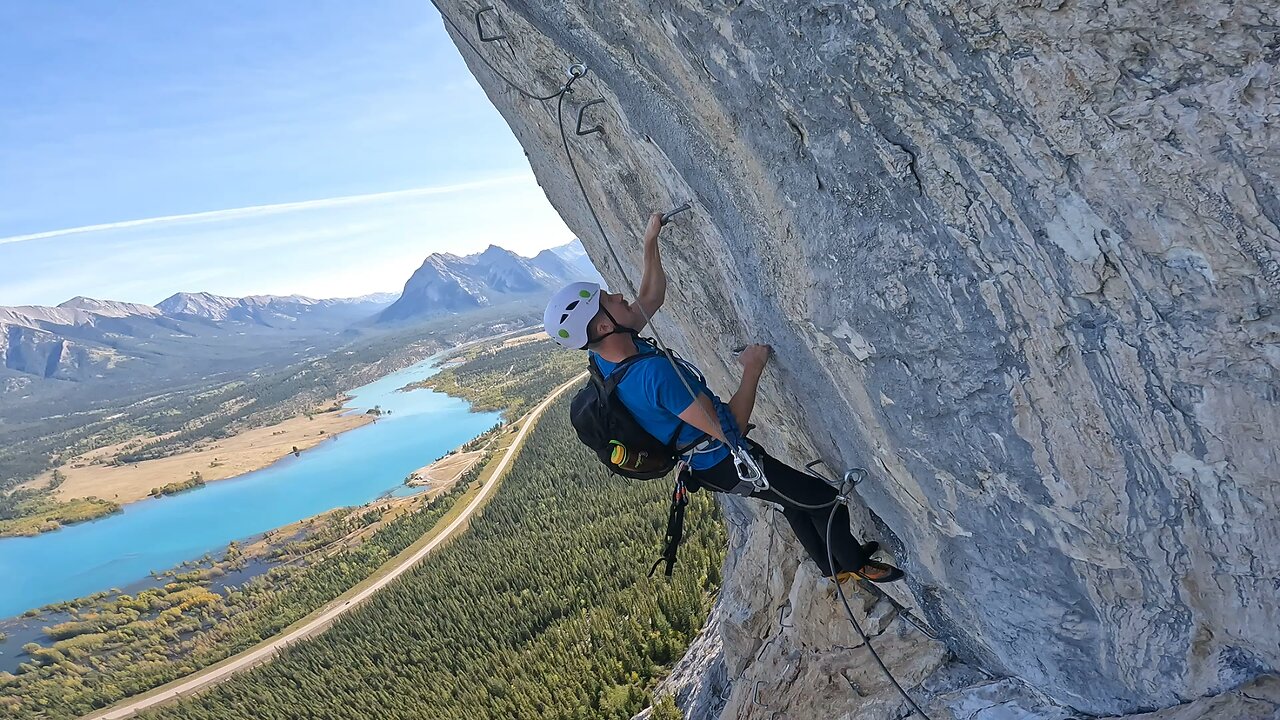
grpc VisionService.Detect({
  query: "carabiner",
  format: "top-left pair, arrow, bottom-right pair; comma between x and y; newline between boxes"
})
732,445 -> 769,492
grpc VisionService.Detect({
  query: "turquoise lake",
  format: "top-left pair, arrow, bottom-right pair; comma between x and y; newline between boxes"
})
0,356 -> 501,618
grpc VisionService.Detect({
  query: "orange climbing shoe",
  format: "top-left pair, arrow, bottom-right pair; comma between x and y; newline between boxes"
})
851,560 -> 904,584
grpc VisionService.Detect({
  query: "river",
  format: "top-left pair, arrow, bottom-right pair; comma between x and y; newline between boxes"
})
0,355 -> 500,619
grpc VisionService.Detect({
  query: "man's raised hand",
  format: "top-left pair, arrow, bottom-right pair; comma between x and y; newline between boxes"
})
644,211 -> 664,242
737,344 -> 773,373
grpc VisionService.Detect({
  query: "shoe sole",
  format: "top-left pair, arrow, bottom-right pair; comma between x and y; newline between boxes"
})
853,561 -> 904,584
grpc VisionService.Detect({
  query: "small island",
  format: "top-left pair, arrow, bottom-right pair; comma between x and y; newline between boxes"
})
148,472 -> 206,498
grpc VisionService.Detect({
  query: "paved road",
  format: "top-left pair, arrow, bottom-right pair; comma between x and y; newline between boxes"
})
86,373 -> 586,719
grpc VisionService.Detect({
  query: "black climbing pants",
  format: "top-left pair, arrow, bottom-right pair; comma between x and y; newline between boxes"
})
689,441 -> 873,577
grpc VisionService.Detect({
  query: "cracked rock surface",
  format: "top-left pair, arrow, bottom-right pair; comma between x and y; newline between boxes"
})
433,1 -> 1279,717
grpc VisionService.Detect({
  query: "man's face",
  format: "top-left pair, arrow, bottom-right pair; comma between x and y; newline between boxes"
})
595,291 -> 644,335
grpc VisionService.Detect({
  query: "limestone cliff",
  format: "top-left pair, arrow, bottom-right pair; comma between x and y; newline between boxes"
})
433,1 -> 1279,717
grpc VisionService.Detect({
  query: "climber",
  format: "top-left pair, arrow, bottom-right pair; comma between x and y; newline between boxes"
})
544,211 -> 904,583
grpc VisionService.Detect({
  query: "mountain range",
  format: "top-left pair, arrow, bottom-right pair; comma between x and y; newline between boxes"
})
156,292 -> 400,324
378,241 -> 601,322
0,293 -> 395,384
0,240 -> 599,384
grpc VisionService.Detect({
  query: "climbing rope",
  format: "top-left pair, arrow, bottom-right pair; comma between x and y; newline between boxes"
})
424,3 -> 933,716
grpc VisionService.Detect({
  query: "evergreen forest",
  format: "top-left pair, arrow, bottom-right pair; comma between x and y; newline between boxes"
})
0,476 -> 481,719
138,398 -> 726,720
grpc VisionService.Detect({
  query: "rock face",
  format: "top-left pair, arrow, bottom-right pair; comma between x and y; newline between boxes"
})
435,1 -> 1279,717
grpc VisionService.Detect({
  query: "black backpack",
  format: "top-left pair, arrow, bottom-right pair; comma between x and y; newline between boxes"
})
569,339 -> 707,480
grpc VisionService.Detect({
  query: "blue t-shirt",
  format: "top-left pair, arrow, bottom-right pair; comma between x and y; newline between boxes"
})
591,338 -> 732,470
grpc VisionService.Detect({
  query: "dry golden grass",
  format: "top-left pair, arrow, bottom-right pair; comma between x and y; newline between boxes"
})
498,331 -> 544,348
404,450 -> 486,489
38,404 -> 375,505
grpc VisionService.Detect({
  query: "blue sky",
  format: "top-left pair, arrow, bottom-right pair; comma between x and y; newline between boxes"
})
0,1 -> 575,306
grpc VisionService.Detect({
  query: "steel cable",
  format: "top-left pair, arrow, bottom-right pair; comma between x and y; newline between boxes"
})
826,507 -> 935,719
427,0 -> 569,101
553,88 -> 842,512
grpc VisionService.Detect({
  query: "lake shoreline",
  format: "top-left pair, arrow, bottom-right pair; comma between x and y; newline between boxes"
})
0,350 -> 503,619
22,396 -> 377,510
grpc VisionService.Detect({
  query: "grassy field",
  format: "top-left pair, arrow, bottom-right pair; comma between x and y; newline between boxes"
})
0,497 -> 120,537
405,450 -> 487,489
22,400 -> 373,507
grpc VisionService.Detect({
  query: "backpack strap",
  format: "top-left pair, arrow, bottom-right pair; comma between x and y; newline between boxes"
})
590,345 -> 711,455
673,434 -> 709,456
590,348 -> 651,388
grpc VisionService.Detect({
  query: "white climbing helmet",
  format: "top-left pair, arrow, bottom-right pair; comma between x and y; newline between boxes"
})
544,282 -> 601,349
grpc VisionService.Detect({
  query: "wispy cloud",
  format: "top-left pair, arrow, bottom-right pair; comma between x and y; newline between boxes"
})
0,174 -> 532,247
0,171 -> 575,307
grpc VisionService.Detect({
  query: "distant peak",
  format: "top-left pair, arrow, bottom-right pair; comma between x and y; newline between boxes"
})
480,244 -> 515,257
161,290 -> 229,303
56,296 -> 98,312
57,296 -> 160,318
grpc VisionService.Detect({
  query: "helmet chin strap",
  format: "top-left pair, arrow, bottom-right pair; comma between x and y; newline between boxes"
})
584,305 -> 637,348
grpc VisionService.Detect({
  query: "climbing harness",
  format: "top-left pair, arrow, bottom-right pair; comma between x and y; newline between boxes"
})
424,3 -> 934,716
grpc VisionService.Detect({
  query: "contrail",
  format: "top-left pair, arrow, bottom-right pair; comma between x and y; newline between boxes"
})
0,174 -> 532,246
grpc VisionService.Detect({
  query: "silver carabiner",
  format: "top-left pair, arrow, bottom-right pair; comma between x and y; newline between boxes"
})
732,445 -> 769,492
